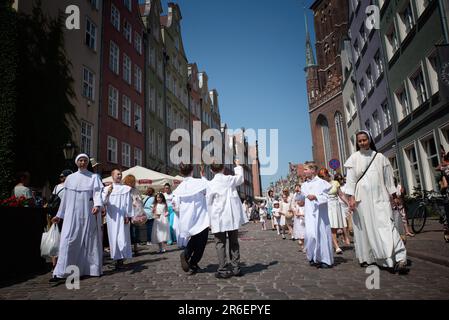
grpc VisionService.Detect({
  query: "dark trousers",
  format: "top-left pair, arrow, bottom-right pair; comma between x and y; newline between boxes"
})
184,227 -> 209,267
214,229 -> 240,274
146,219 -> 154,242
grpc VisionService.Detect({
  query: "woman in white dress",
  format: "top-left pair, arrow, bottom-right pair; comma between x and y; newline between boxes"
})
344,130 -> 408,274
151,193 -> 170,253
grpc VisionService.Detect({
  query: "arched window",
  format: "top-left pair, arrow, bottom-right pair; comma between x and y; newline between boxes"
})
335,112 -> 348,172
317,115 -> 332,168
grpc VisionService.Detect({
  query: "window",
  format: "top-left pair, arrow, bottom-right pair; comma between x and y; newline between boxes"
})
149,46 -> 156,68
399,2 -> 414,38
157,57 -> 163,79
385,25 -> 399,59
123,54 -> 131,84
382,101 -> 392,128
396,87 -> 411,118
410,68 -> 428,107
134,104 -> 142,132
353,40 -> 360,61
426,52 -> 439,95
416,0 -> 430,17
167,104 -> 172,128
359,23 -> 366,48
134,32 -> 142,54
149,86 -> 155,112
81,121 -> 92,155
111,4 -> 120,31
149,128 -> 155,156
90,0 -> 99,10
124,0 -> 131,11
372,111 -> 381,137
390,156 -> 399,181
107,136 -> 118,163
82,67 -> 94,100
317,116 -> 332,169
366,66 -> 374,93
124,21 -> 132,43
108,85 -> 119,118
157,134 -> 163,160
365,119 -> 371,131
374,50 -> 383,79
359,79 -> 366,102
122,95 -> 131,126
85,18 -> 97,50
134,147 -> 142,166
109,41 -> 119,74
334,112 -> 347,166
122,142 -> 131,167
134,65 -> 142,93
404,145 -> 421,190
421,136 -> 439,190
173,78 -> 177,96
158,94 -> 163,119
440,124 -> 449,152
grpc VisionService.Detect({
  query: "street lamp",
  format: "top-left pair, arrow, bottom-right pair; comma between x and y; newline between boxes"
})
63,142 -> 75,170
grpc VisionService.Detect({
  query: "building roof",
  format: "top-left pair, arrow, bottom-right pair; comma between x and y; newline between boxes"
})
304,11 -> 317,69
310,0 -> 324,10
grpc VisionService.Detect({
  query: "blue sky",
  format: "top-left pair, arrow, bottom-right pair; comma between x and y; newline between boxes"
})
152,0 -> 317,190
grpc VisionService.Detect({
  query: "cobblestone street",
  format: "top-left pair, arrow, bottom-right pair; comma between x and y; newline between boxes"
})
1,221 -> 449,300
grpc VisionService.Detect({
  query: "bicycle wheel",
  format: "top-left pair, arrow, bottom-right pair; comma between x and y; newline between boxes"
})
411,205 -> 427,234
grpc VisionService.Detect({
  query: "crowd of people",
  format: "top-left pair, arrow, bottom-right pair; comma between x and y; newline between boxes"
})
11,130 -> 449,283
45,153 -> 247,283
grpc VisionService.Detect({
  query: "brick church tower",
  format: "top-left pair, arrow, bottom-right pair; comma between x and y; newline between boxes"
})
305,0 -> 350,171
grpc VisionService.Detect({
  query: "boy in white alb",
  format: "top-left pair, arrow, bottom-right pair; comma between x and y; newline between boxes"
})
302,162 -> 334,268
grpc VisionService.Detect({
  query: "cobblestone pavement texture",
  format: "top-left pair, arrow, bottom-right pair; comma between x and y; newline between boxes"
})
1,221 -> 449,300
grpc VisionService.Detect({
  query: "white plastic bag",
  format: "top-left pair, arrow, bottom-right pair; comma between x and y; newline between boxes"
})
40,223 -> 60,258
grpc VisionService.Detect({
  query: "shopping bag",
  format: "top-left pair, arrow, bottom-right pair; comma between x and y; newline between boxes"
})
40,223 -> 60,258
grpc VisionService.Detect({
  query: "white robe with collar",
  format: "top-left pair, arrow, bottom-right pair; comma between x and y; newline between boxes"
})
53,170 -> 104,278
172,177 -> 209,247
102,183 -> 133,260
206,166 -> 248,234
302,176 -> 334,265
344,150 -> 406,267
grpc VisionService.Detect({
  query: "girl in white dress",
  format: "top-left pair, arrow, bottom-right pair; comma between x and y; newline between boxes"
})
151,193 -> 170,253
272,201 -> 283,235
293,192 -> 306,252
259,202 -> 267,230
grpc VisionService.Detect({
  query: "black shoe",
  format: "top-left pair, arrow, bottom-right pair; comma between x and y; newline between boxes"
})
394,261 -> 409,275
317,263 -> 333,269
180,252 -> 190,272
49,276 -> 65,283
309,260 -> 318,267
232,269 -> 242,277
188,265 -> 199,275
215,272 -> 232,279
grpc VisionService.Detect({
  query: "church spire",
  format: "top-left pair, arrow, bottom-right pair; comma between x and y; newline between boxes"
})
304,9 -> 316,70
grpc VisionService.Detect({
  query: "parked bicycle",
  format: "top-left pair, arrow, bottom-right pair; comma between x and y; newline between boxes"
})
410,189 -> 448,234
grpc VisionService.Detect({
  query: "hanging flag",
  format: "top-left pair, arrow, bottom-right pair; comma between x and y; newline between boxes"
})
437,44 -> 449,102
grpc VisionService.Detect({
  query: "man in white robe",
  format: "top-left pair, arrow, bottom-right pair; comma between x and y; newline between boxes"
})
302,162 -> 334,268
205,160 -> 248,279
50,154 -> 103,281
345,130 -> 407,273
172,164 -> 210,275
102,169 -> 133,270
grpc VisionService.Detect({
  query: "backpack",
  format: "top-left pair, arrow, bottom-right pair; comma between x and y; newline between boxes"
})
48,187 -> 64,214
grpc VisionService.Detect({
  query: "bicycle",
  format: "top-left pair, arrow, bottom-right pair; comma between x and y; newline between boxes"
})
410,189 -> 448,234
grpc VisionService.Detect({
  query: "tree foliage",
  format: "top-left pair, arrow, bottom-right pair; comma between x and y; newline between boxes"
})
0,1 -> 18,198
14,2 -> 77,189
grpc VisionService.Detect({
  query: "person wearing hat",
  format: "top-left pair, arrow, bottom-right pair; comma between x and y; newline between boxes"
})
51,169 -> 73,204
50,153 -> 104,282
